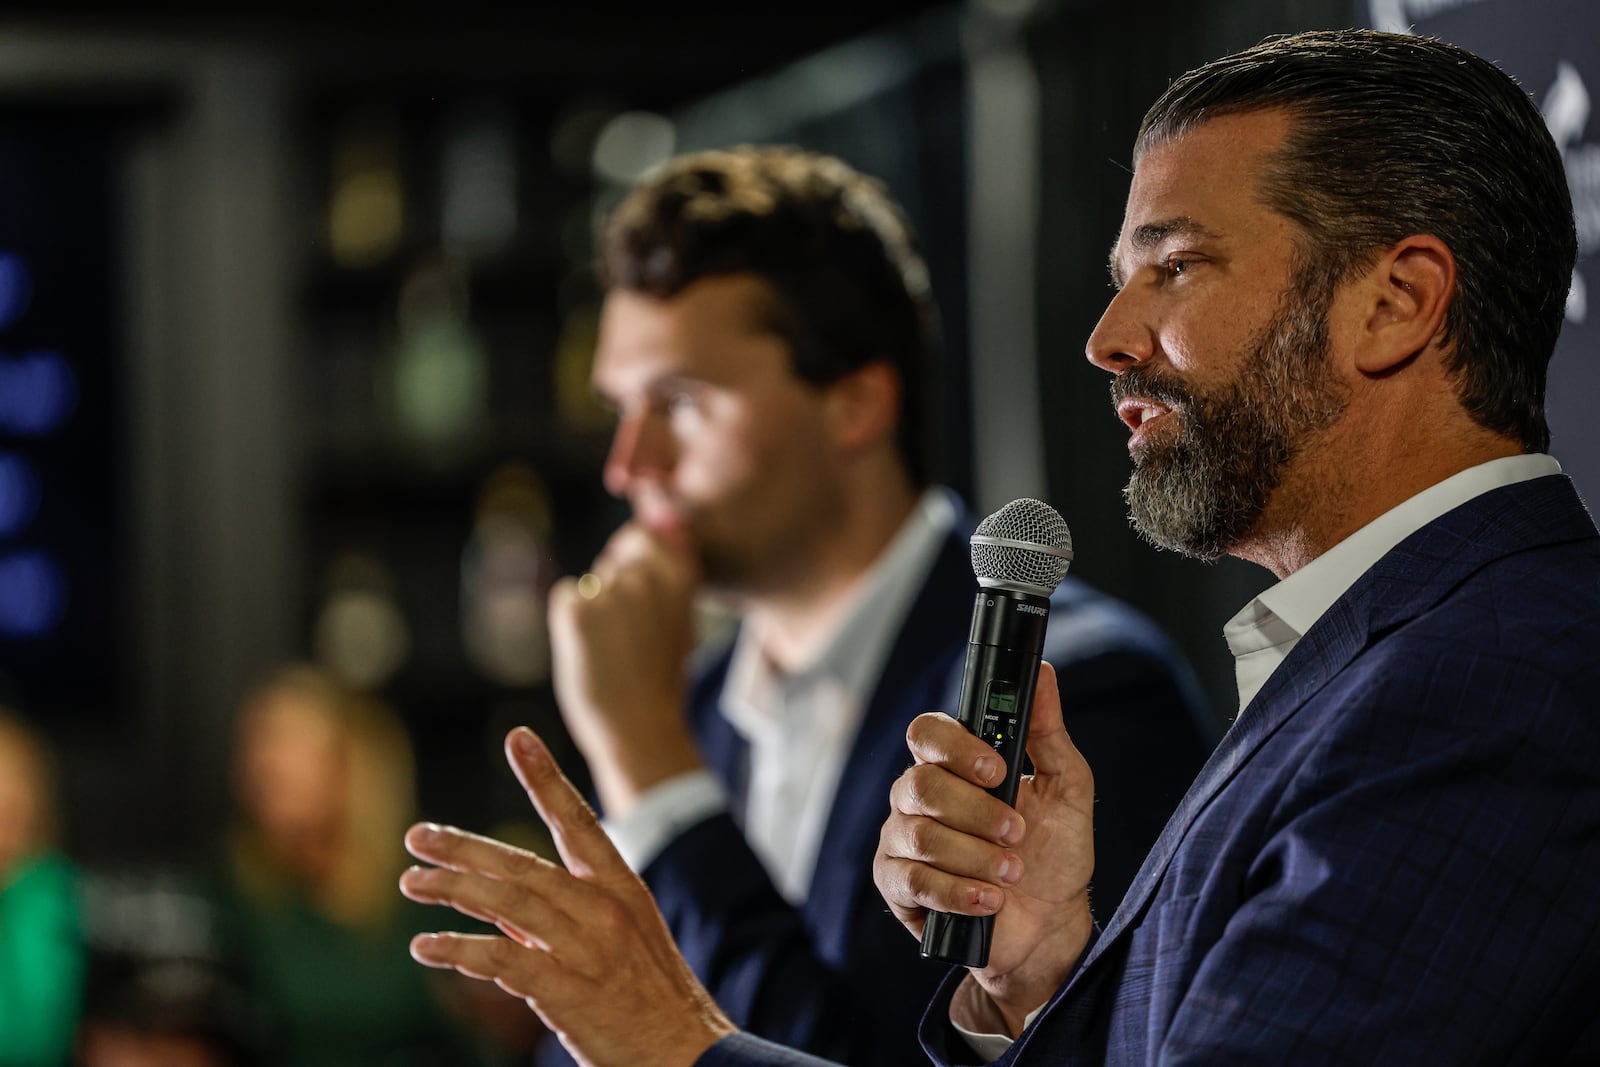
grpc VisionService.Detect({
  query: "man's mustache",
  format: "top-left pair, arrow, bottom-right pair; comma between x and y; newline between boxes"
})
1110,367 -> 1196,412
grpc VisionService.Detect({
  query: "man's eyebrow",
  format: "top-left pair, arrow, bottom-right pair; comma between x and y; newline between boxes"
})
592,370 -> 707,410
1107,216 -> 1223,289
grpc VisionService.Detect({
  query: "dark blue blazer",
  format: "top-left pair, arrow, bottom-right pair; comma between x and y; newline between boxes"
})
589,502 -> 1211,1067
702,474 -> 1600,1067
913,473 -> 1600,1065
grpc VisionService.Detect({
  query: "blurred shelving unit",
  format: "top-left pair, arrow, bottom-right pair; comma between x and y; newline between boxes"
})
284,84 -> 633,833
0,2 -> 959,864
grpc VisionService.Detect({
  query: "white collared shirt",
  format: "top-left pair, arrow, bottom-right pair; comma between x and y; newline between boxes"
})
604,489 -> 958,903
1224,453 -> 1561,714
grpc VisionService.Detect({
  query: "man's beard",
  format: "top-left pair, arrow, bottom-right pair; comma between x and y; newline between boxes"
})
696,538 -> 753,592
1115,272 -> 1348,560
678,509 -> 778,598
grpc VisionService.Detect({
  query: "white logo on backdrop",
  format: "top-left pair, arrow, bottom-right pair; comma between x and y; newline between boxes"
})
1545,61 -> 1595,324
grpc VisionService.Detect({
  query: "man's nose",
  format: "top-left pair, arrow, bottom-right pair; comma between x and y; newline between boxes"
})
602,410 -> 673,498
1085,285 -> 1154,375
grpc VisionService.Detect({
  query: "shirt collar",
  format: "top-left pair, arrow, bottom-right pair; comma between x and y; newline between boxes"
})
722,488 -> 959,737
1224,453 -> 1561,706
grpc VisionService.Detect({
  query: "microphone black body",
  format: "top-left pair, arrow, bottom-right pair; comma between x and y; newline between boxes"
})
919,586 -> 1050,968
919,497 -> 1071,970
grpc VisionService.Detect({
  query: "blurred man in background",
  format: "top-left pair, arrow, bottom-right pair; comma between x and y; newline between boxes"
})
535,146 -> 1211,1064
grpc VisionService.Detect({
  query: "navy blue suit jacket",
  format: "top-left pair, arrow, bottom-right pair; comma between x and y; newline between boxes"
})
547,501 -> 1210,1067
702,474 -> 1600,1066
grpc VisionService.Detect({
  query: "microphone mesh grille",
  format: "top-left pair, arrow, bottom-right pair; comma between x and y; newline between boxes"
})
971,498 -> 1073,591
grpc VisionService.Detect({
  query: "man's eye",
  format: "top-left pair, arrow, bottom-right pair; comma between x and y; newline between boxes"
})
664,392 -> 700,420
1165,258 -> 1193,277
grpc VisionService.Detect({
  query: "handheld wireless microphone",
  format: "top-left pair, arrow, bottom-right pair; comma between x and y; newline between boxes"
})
920,498 -> 1073,969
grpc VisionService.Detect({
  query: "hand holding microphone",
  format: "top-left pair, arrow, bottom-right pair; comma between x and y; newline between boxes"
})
919,498 -> 1075,967
875,498 -> 1098,1029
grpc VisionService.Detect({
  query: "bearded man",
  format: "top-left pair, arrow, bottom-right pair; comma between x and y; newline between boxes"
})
400,29 -> 1600,1067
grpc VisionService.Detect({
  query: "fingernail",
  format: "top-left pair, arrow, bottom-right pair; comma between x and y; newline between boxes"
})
512,728 -> 538,756
975,756 -> 997,782
975,886 -> 1003,912
997,856 -> 1022,884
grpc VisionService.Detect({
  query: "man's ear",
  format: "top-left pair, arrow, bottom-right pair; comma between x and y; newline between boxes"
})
1352,233 -> 1456,375
825,360 -> 902,453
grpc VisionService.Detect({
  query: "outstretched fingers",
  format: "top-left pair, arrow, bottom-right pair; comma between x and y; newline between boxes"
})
402,725 -> 735,1067
400,729 -> 619,966
399,854 -> 577,953
410,930 -> 551,1002
503,726 -> 629,882
403,822 -> 555,884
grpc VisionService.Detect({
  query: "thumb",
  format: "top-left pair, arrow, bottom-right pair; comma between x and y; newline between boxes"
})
1022,662 -> 1087,784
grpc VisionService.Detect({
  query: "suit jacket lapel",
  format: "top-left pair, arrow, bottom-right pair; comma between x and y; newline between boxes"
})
804,522 -> 975,930
689,648 -> 752,811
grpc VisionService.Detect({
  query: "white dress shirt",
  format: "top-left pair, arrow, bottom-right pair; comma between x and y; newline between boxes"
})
604,488 -> 958,903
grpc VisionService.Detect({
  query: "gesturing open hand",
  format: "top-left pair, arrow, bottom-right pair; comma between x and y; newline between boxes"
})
400,727 -> 735,1067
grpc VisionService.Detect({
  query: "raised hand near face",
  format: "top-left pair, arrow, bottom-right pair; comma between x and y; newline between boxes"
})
546,522 -> 703,816
400,727 -> 736,1067
872,661 -> 1098,1038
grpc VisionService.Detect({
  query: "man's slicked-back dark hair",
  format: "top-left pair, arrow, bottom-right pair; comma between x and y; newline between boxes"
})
1136,29 -> 1576,452
600,145 -> 939,485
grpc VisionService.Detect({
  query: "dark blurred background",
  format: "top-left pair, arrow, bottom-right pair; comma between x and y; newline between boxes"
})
0,0 -> 1594,877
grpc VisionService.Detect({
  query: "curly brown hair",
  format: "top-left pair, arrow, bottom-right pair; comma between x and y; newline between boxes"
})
601,145 -> 939,485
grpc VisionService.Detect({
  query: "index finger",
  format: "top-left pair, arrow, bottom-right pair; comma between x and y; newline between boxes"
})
403,823 -> 555,883
906,711 -> 1008,790
503,727 -> 630,883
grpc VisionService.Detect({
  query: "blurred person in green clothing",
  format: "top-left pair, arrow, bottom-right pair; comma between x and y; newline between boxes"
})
216,666 -> 484,1067
0,708 -> 82,1067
